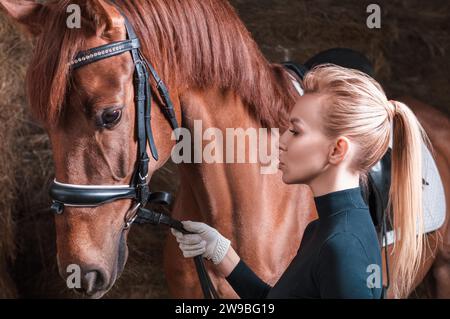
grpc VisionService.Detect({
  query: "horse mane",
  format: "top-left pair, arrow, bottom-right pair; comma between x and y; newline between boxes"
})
27,0 -> 298,129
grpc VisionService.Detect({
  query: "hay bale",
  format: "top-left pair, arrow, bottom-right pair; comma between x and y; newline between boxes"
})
0,11 -> 29,299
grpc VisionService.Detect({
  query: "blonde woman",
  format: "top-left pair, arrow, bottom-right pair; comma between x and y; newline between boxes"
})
171,64 -> 428,299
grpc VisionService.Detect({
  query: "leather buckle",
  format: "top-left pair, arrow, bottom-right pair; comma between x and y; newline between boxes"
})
50,201 -> 64,215
137,183 -> 149,206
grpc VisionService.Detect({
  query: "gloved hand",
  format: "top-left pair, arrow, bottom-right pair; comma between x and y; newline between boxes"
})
170,221 -> 231,265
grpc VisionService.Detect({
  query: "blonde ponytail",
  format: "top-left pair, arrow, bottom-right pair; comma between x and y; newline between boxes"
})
388,100 -> 429,298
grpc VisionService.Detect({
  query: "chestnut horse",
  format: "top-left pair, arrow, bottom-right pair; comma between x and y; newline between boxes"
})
0,0 -> 448,298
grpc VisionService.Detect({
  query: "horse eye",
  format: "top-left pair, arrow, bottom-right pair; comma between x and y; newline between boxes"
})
100,109 -> 122,128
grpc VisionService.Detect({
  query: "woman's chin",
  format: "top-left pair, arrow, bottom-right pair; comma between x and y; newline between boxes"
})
281,171 -> 309,185
281,172 -> 293,184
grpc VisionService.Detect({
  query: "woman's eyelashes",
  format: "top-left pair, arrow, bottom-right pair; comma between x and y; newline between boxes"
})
289,128 -> 300,136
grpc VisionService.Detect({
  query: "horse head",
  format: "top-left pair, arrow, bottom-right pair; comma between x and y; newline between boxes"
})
0,0 -> 181,298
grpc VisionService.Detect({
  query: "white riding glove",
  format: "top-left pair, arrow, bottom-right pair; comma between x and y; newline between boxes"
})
170,221 -> 231,265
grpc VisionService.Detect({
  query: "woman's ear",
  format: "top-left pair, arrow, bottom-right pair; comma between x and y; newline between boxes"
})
0,0 -> 46,36
328,136 -> 351,165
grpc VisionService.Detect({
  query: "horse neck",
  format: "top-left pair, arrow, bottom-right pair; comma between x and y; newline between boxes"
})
176,86 -> 316,259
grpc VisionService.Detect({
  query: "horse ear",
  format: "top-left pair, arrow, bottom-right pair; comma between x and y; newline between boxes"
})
0,0 -> 46,36
92,0 -> 125,39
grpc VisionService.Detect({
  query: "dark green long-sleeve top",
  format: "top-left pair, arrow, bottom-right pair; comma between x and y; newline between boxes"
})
225,187 -> 382,299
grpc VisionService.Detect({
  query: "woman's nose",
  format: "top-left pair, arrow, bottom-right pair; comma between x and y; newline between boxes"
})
279,131 -> 288,151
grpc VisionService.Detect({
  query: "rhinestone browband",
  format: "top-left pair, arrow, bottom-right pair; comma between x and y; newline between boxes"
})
69,38 -> 141,69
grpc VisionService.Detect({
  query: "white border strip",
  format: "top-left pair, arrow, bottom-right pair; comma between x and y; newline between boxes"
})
287,73 -> 304,96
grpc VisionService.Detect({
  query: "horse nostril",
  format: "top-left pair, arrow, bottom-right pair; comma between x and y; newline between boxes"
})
82,270 -> 107,296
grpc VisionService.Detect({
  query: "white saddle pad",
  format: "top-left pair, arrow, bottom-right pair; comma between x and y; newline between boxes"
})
383,135 -> 446,246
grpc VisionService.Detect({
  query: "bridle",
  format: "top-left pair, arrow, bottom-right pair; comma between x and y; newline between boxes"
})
48,3 -> 218,299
